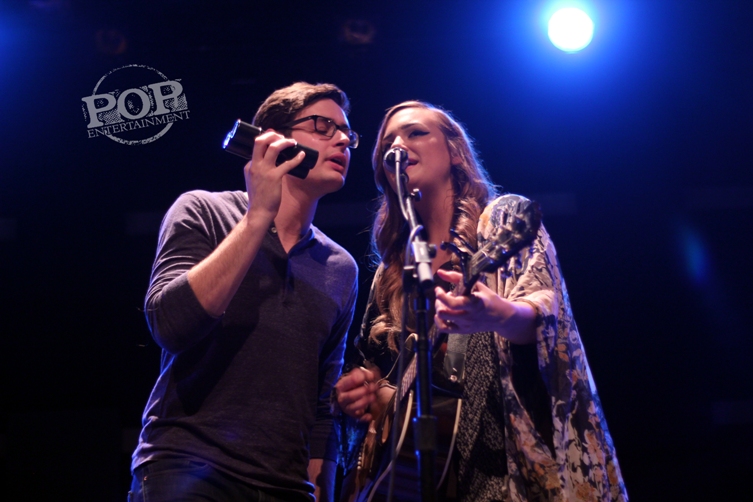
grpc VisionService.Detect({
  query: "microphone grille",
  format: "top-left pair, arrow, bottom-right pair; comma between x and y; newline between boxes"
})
383,147 -> 408,173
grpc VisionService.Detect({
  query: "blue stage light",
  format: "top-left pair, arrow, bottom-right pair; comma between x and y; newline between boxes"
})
548,7 -> 594,52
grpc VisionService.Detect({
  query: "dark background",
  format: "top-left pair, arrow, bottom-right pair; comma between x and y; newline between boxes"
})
1,0 -> 751,500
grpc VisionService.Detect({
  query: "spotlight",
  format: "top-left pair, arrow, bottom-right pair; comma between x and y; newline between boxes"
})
548,7 -> 594,53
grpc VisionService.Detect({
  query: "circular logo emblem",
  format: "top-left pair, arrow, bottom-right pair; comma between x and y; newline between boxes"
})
81,64 -> 190,145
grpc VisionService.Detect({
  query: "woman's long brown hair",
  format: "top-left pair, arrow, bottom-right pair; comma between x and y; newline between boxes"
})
368,101 -> 497,353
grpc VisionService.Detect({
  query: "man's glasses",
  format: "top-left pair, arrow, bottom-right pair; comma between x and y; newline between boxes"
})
281,115 -> 359,149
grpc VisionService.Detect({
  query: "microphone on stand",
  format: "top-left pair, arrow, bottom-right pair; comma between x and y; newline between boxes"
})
383,146 -> 408,174
382,145 -> 437,502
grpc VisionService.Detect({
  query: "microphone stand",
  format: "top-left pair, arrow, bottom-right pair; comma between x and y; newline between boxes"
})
387,149 -> 437,502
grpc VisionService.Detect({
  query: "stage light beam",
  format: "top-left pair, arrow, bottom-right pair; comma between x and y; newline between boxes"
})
548,7 -> 594,53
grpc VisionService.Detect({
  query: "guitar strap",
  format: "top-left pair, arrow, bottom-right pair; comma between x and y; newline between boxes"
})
455,269 -> 510,501
455,331 -> 510,502
441,268 -> 497,388
443,333 -> 469,386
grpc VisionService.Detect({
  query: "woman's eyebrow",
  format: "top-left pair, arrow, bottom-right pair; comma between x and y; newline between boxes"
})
382,122 -> 422,143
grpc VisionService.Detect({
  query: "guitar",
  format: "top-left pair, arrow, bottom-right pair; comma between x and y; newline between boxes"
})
344,198 -> 542,502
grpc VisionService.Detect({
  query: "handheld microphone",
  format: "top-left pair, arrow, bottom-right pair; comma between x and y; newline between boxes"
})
223,119 -> 318,179
383,147 -> 408,174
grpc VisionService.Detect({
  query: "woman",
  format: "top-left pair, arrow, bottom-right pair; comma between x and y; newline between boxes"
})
335,101 -> 628,501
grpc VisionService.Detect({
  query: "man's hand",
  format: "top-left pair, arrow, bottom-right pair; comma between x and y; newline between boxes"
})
245,130 -> 306,219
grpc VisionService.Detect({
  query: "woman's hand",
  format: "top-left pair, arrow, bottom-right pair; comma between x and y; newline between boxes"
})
334,367 -> 379,422
434,268 -> 537,345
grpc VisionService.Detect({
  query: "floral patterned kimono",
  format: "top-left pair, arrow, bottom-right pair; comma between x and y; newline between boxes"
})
468,194 -> 628,501
341,194 -> 628,501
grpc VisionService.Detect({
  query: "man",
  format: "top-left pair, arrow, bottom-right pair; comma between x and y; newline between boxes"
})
130,82 -> 359,502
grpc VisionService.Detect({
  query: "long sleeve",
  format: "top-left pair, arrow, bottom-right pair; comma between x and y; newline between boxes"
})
145,191 -> 243,354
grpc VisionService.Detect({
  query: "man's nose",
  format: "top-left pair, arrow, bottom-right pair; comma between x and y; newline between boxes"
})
333,128 -> 349,147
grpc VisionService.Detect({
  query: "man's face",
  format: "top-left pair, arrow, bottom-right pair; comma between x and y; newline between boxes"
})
287,98 -> 353,195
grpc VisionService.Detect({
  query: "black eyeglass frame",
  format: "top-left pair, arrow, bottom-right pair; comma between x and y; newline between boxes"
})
280,115 -> 359,149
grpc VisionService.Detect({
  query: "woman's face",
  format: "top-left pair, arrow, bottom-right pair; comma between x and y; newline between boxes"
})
380,107 -> 459,197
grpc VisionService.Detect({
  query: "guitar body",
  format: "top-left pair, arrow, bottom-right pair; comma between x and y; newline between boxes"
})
344,387 -> 462,502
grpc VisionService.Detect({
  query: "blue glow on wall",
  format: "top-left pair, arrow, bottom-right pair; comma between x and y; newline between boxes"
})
679,225 -> 709,285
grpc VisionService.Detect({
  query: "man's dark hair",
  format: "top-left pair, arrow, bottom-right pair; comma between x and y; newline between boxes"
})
252,82 -> 351,132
